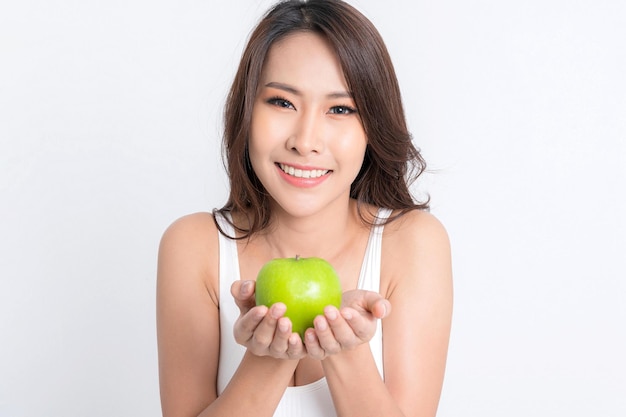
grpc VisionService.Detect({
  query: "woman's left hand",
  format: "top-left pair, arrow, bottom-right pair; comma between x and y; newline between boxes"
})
303,289 -> 391,360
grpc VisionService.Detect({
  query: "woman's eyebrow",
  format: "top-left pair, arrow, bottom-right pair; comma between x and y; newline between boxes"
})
265,81 -> 300,95
264,81 -> 353,99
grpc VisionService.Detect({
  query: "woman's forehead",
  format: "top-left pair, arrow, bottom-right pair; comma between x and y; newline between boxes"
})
260,32 -> 349,93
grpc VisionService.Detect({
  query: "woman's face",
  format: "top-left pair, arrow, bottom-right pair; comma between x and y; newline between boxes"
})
249,31 -> 367,218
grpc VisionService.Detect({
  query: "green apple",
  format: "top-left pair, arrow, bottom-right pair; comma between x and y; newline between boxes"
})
255,255 -> 342,339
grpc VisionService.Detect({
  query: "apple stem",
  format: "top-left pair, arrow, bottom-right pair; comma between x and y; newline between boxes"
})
296,254 -> 300,261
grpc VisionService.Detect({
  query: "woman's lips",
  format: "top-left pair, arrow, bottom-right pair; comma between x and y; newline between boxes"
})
276,163 -> 331,188
277,163 -> 330,179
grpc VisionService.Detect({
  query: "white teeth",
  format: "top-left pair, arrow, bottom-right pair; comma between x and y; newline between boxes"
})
279,163 -> 329,179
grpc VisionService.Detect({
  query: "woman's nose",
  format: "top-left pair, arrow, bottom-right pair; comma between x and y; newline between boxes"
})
286,111 -> 324,155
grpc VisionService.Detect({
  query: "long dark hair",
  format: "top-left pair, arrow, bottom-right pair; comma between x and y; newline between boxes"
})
215,0 -> 429,239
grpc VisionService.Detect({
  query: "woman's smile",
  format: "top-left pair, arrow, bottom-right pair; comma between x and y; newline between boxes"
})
277,163 -> 330,179
276,163 -> 332,188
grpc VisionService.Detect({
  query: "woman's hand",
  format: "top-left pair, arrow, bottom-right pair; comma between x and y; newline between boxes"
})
304,289 -> 391,360
231,280 -> 307,360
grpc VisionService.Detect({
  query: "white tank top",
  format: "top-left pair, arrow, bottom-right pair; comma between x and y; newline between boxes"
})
214,208 -> 391,417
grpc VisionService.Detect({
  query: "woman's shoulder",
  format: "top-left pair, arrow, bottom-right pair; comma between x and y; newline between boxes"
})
380,208 -> 452,305
158,212 -> 221,302
384,209 -> 449,246
381,209 -> 451,277
160,211 -> 219,247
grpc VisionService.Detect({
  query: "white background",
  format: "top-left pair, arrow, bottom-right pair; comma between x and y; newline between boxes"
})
1,1 -> 624,416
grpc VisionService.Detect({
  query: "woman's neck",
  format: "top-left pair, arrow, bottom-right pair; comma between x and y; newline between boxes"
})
256,199 -> 369,260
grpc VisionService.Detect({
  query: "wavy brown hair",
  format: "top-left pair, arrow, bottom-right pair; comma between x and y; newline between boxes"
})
215,0 -> 429,239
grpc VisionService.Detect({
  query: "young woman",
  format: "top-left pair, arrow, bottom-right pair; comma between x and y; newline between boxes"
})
156,1 -> 453,416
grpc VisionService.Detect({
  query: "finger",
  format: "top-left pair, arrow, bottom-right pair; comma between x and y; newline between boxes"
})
373,298 -> 391,319
304,328 -> 325,360
340,307 -> 375,341
231,280 -> 256,311
233,305 -> 268,345
250,303 -> 286,349
287,332 -> 306,359
231,279 -> 255,300
268,316 -> 292,356
360,292 -> 391,319
312,314 -> 341,356
324,305 -> 358,347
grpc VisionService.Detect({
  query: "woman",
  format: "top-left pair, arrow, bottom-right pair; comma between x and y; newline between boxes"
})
157,1 -> 453,416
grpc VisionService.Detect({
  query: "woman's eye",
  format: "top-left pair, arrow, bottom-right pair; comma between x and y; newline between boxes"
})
267,97 -> 295,109
329,105 -> 357,115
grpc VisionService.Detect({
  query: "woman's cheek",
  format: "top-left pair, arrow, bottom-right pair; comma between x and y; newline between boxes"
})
251,109 -> 294,146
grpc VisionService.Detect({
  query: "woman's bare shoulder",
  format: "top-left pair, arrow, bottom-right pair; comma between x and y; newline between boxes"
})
159,212 -> 221,252
381,209 -> 452,293
158,212 -> 220,304
384,209 -> 450,250
162,211 -> 217,236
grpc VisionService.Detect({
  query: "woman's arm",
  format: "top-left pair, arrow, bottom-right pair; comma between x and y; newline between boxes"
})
381,211 -> 453,417
309,210 -> 453,417
156,213 -> 300,417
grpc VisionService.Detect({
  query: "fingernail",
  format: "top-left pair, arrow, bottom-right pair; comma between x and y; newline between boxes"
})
316,318 -> 328,331
278,320 -> 289,333
240,280 -> 251,296
254,306 -> 267,319
341,309 -> 352,320
271,303 -> 286,319
325,306 -> 338,321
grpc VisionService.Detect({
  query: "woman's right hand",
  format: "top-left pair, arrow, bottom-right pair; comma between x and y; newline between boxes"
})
231,280 -> 307,360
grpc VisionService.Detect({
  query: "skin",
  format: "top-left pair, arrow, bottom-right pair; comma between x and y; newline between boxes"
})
157,32 -> 453,417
